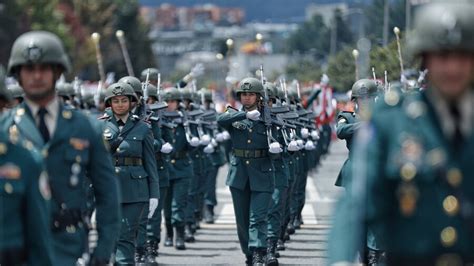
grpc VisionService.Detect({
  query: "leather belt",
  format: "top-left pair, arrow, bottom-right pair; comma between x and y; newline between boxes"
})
114,157 -> 143,166
172,151 -> 189,159
52,208 -> 84,232
233,149 -> 268,158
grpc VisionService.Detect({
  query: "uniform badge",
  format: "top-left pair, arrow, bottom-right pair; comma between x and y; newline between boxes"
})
232,121 -> 247,130
337,118 -> 347,125
62,110 -> 72,119
9,125 -> 19,144
69,138 -> 89,150
39,171 -> 51,200
0,163 -> 21,179
0,143 -> 7,155
16,108 -> 25,116
103,128 -> 113,139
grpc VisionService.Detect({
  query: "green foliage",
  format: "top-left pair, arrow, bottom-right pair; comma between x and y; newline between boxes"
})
369,40 -> 401,82
326,47 -> 356,92
285,59 -> 323,83
364,0 -> 407,45
287,15 -> 330,59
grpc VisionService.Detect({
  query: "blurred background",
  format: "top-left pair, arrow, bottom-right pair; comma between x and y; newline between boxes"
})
0,0 -> 429,93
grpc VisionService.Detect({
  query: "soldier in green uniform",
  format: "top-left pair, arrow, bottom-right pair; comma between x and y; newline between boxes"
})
1,31 -> 121,266
335,79 -> 378,188
217,77 -> 275,265
161,87 -> 194,250
101,82 -> 160,265
329,1 -> 474,265
0,66 -> 54,266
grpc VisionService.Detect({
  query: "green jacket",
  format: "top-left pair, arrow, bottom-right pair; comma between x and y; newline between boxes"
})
217,108 -> 275,192
103,114 -> 160,202
164,116 -> 194,180
0,131 -> 54,265
329,90 -> 474,263
1,102 -> 120,261
335,111 -> 362,187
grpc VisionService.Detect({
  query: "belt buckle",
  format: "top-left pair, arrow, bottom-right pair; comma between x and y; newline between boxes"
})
244,150 -> 250,158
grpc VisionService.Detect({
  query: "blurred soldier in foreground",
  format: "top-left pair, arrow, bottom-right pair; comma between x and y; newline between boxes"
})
329,1 -> 474,265
1,31 -> 120,265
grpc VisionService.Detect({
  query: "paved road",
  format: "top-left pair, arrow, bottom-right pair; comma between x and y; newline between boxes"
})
156,140 -> 347,265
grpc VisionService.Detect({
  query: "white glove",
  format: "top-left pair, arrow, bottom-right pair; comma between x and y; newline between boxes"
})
148,198 -> 159,219
321,74 -> 330,86
211,138 -> 218,147
190,63 -> 205,78
160,142 -> 173,154
269,142 -> 283,154
296,139 -> 304,149
222,130 -> 230,140
310,130 -> 320,140
204,143 -> 215,154
199,134 -> 211,146
301,128 -> 309,139
246,110 -> 260,121
189,136 -> 200,147
287,140 -> 300,151
305,140 -> 315,150
215,132 -> 225,142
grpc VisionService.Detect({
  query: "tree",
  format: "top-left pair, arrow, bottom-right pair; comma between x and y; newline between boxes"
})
365,0 -> 407,46
285,59 -> 323,83
287,14 -> 330,60
326,47 -> 356,92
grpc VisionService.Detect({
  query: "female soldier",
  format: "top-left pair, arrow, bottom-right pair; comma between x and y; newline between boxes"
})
217,77 -> 275,265
102,82 -> 160,265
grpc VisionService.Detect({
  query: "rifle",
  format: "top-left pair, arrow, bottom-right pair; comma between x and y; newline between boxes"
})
259,65 -> 276,147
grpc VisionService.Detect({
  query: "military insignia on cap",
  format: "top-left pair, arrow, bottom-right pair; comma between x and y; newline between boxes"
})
241,82 -> 252,91
0,163 -> 21,180
70,138 -> 89,150
23,43 -> 43,62
112,86 -> 125,95
39,171 -> 51,200
62,110 -> 72,119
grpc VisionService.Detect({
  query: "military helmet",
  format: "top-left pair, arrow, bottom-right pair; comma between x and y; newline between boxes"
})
8,84 -> 24,99
56,83 -> 75,98
351,79 -> 379,99
8,31 -> 71,75
81,92 -> 95,107
104,82 -> 138,107
140,68 -> 159,82
264,83 -> 277,99
162,88 -> 181,101
200,88 -> 212,101
236,77 -> 264,97
118,76 -> 142,94
407,1 -> 474,57
0,66 -> 11,103
144,83 -> 158,98
180,88 -> 193,101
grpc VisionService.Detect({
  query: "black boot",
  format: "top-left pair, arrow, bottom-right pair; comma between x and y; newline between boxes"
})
164,224 -> 173,247
145,240 -> 159,265
287,217 -> 295,234
284,232 -> 290,241
175,226 -> 186,250
203,204 -> 215,224
184,223 -> 195,242
367,248 -> 386,266
252,249 -> 266,266
245,254 -> 253,266
293,214 -> 302,229
276,239 -> 286,251
134,247 -> 146,264
266,239 -> 279,266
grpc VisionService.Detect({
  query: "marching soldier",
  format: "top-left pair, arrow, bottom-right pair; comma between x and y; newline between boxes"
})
217,77 -> 275,265
334,79 -> 378,188
101,82 -> 160,265
1,30 -> 121,265
329,1 -> 474,265
0,66 -> 54,265
161,88 -> 194,250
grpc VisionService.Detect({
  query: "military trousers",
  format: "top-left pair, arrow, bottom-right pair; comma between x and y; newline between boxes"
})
52,225 -> 88,266
204,165 -> 219,207
291,170 -> 308,218
135,187 -> 168,250
267,186 -> 288,240
115,202 -> 146,265
163,178 -> 189,227
230,183 -> 272,256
